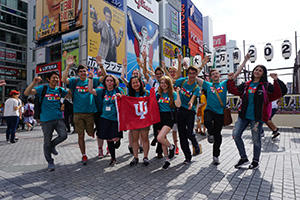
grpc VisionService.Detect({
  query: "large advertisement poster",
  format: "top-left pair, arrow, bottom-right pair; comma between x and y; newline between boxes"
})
87,0 -> 125,76
126,7 -> 159,81
35,0 -> 82,41
62,30 -> 79,76
162,39 -> 181,67
188,18 -> 203,57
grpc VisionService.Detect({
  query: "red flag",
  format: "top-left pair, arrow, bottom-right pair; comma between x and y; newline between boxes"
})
116,88 -> 161,131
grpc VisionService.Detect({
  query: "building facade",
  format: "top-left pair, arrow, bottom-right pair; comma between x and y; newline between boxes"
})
0,0 -> 27,102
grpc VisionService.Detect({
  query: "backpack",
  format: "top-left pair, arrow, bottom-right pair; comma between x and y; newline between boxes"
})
180,79 -> 199,107
24,104 -> 34,117
34,85 -> 62,119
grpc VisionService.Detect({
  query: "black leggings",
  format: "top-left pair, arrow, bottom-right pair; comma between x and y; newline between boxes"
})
107,141 -> 115,160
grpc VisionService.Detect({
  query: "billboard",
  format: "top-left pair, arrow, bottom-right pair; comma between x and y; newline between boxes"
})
159,0 -> 181,46
213,34 -> 226,49
62,30 -> 79,75
126,7 -> 159,81
35,0 -> 83,41
162,39 -> 181,66
87,0 -> 125,75
188,18 -> 203,57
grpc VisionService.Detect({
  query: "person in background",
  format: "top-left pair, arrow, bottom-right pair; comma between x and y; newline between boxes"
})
4,90 -> 22,143
24,98 -> 35,131
195,89 -> 207,135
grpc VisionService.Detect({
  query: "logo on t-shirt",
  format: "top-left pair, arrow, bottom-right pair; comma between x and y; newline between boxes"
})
158,97 -> 170,104
45,94 -> 60,101
104,95 -> 116,101
76,86 -> 88,92
210,86 -> 224,93
248,86 -> 257,94
180,87 -> 193,97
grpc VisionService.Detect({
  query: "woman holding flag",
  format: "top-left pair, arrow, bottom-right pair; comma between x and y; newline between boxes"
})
127,76 -> 151,166
155,76 -> 181,170
88,71 -> 124,166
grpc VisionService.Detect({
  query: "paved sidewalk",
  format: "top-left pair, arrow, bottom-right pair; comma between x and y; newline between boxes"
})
0,125 -> 300,200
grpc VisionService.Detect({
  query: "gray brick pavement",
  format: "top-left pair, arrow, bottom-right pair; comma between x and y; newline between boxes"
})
0,125 -> 300,199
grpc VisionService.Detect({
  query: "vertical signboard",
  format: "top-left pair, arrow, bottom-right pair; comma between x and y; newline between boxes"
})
87,0 -> 125,75
127,0 -> 159,81
188,18 -> 203,57
62,30 -> 79,75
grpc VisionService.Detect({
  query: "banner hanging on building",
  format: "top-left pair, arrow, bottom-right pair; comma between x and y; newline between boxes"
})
87,0 -> 125,75
35,0 -> 82,41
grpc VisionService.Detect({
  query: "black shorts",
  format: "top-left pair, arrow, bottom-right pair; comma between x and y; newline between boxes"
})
97,117 -> 123,139
154,112 -> 175,130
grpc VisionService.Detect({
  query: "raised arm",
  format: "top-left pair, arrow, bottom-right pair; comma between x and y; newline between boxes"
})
175,55 -> 182,79
148,58 -> 154,73
121,58 -> 128,87
62,55 -> 74,84
148,29 -> 159,45
88,68 -> 97,96
233,53 -> 250,80
174,87 -> 181,108
96,55 -> 106,83
161,61 -> 171,78
24,77 -> 42,96
127,11 -> 141,41
195,77 -> 204,87
198,55 -> 209,74
137,57 -> 149,81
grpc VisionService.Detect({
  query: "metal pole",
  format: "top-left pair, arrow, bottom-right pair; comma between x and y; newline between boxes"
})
243,40 -> 247,82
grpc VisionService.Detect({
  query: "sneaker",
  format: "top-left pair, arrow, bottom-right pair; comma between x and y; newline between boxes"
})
105,147 -> 110,157
10,140 -> 17,144
67,131 -> 71,135
139,146 -> 144,153
47,162 -> 55,172
150,138 -> 157,146
272,132 -> 280,140
98,149 -> 104,159
81,155 -> 88,165
7,139 -> 10,144
143,157 -> 149,166
51,146 -> 58,155
114,140 -> 121,149
109,159 -> 116,166
162,161 -> 170,170
207,135 -> 214,143
212,157 -> 220,165
200,132 -> 206,136
168,144 -> 175,159
175,147 -> 179,155
183,159 -> 191,165
234,158 -> 250,169
249,161 -> 259,169
130,157 -> 139,166
128,146 -> 133,154
15,137 -> 18,141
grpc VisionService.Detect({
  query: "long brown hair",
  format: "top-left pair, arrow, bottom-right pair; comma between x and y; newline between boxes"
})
158,76 -> 175,108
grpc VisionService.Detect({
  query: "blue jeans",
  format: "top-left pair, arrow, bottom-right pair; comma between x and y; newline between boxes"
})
232,117 -> 263,162
41,119 -> 67,163
5,116 -> 19,141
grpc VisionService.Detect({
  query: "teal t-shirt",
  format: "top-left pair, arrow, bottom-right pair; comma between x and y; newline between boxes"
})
69,77 -> 97,113
202,80 -> 228,115
131,90 -> 149,97
99,87 -> 124,121
35,85 -> 67,122
157,91 -> 177,112
93,77 -> 105,113
175,77 -> 200,111
245,81 -> 259,120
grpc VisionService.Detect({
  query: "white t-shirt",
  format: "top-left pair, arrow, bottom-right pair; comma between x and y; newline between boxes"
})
271,100 -> 278,109
24,103 -> 34,111
4,98 -> 21,117
148,77 -> 159,92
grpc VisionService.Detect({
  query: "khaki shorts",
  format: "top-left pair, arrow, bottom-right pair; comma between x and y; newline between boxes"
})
73,113 -> 95,135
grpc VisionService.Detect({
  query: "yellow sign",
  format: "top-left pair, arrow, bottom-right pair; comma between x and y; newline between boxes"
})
87,0 -> 125,73
163,39 -> 181,59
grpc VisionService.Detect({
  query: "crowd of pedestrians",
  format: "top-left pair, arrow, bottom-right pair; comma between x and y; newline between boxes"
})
0,51 -> 287,172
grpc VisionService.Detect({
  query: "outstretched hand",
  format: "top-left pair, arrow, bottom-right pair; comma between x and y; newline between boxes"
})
88,68 -> 95,78
270,73 -> 278,80
141,51 -> 147,62
66,55 -> 74,67
96,55 -> 103,67
34,77 -> 42,84
178,54 -> 182,63
228,72 -> 234,80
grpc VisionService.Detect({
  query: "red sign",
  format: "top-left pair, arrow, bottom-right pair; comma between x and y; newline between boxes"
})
134,0 -> 153,13
6,50 -> 16,61
0,49 -> 5,60
188,18 -> 203,57
36,62 -> 61,74
213,34 -> 226,48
